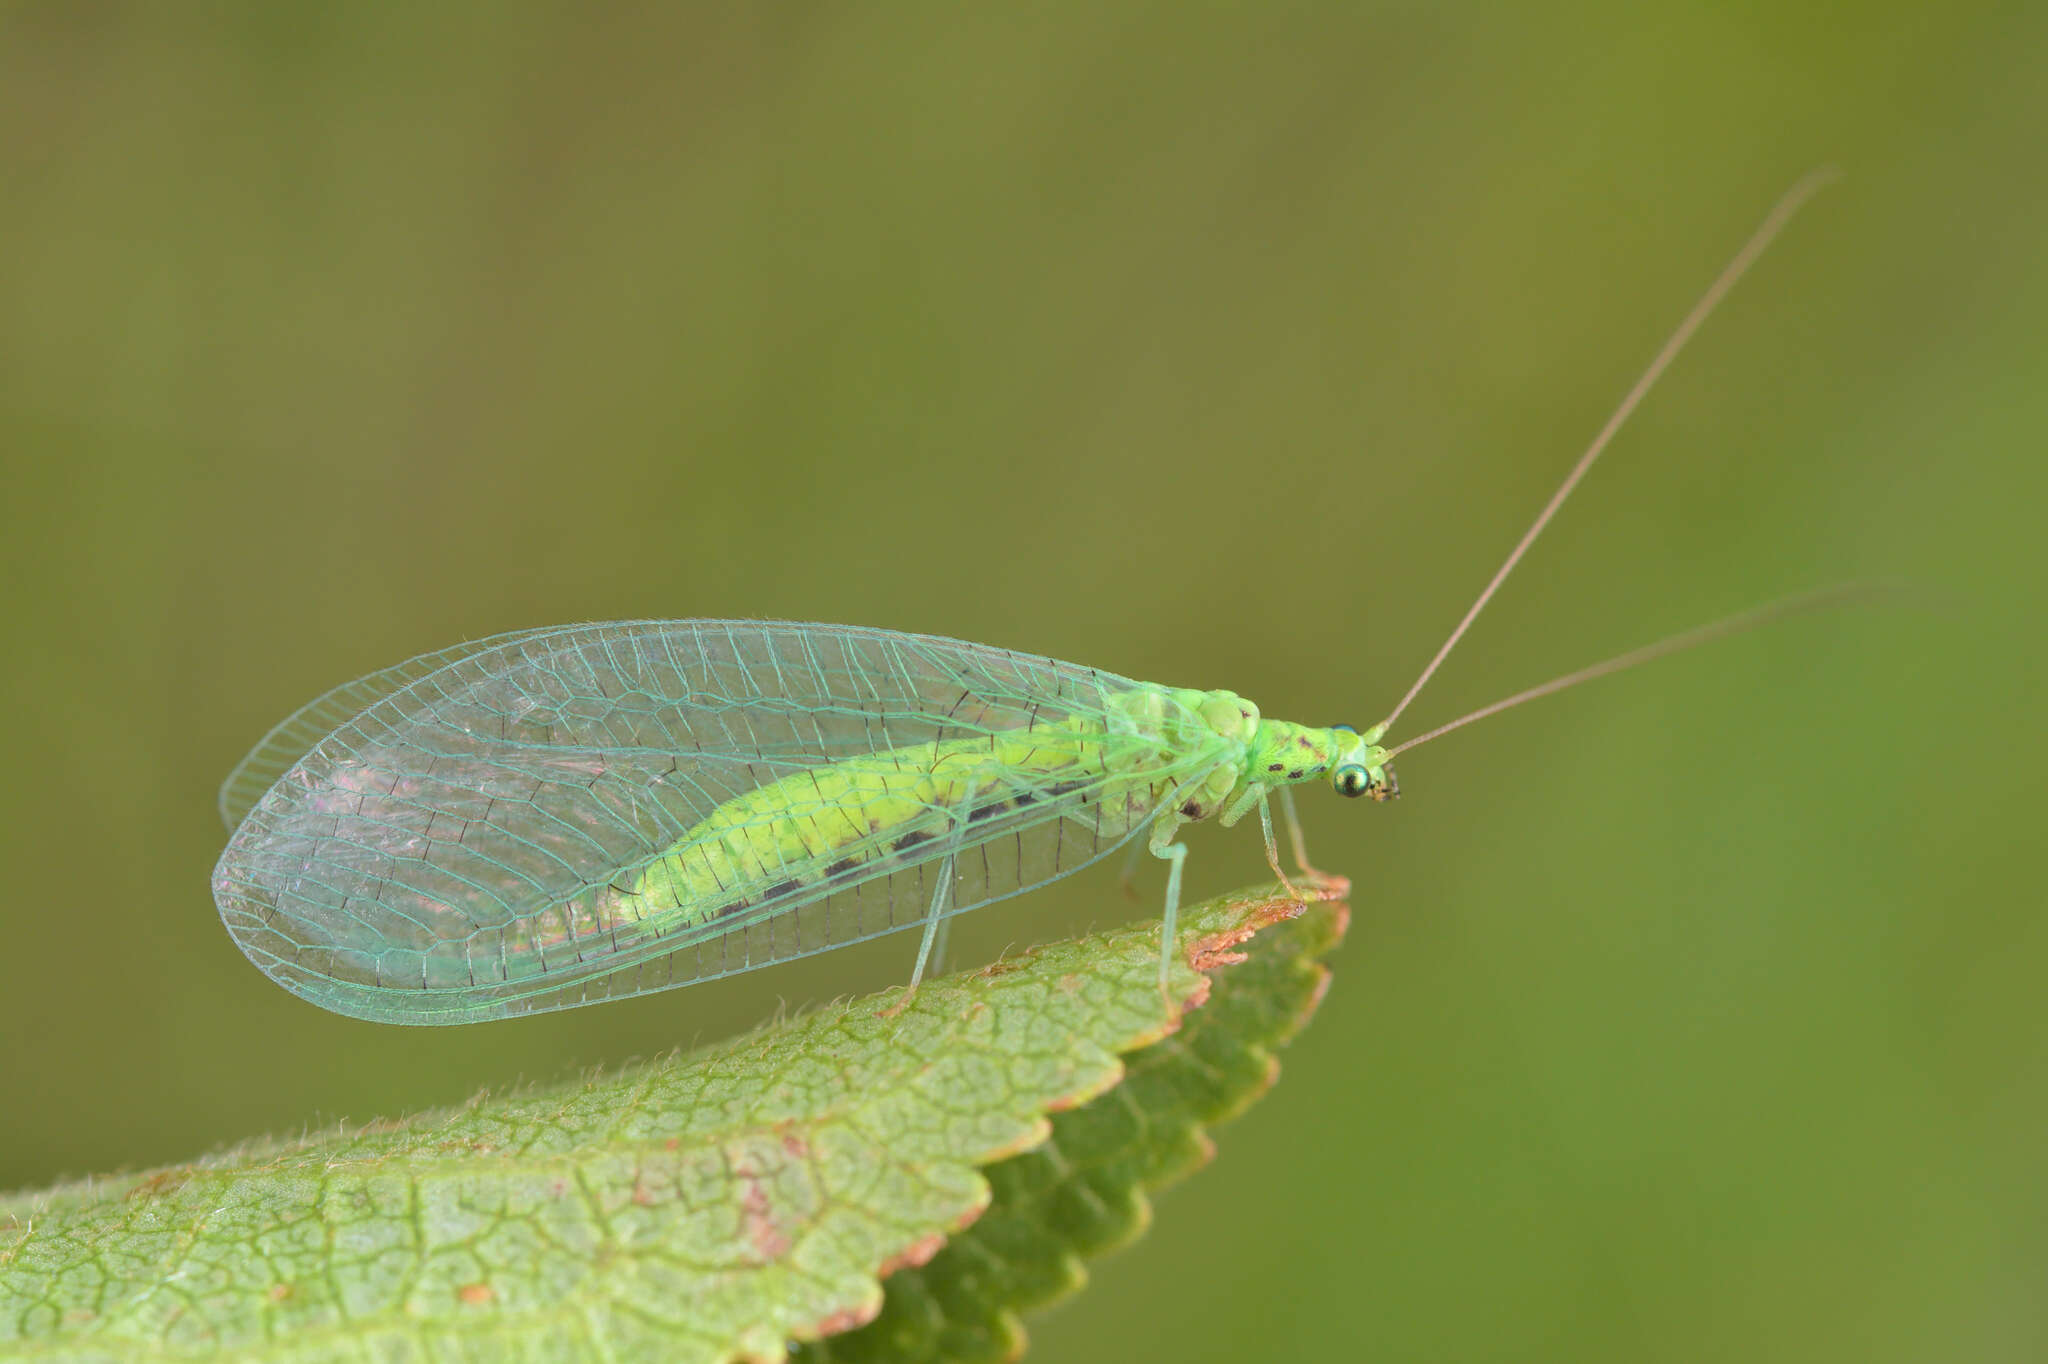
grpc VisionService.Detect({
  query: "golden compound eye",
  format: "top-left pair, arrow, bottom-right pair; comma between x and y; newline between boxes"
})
1334,765 -> 1371,798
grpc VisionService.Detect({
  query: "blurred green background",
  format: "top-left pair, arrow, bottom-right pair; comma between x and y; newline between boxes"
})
3,4 -> 2043,1360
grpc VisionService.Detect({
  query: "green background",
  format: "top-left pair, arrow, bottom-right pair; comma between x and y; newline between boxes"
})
3,5 -> 2042,1360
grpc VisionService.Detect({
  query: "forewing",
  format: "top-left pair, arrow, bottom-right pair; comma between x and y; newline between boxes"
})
217,625 -> 564,831
213,620 -> 1218,1024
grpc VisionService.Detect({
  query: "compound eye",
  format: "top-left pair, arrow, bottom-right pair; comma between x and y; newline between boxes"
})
1333,765 -> 1371,798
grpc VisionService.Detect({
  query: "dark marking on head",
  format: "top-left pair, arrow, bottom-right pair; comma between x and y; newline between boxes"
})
1179,799 -> 1205,819
1287,769 -> 1303,781
1267,763 -> 1285,773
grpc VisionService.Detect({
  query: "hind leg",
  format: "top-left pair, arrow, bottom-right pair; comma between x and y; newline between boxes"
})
1146,809 -> 1192,1009
880,851 -> 955,1018
907,852 -> 955,989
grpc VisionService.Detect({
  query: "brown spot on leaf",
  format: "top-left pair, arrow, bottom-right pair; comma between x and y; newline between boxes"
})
1187,896 -> 1309,972
878,1231 -> 948,1278
1190,941 -> 1251,971
125,1169 -> 192,1201
975,1116 -> 1055,1164
811,1301 -> 882,1337
1043,1057 -> 1128,1112
458,1283 -> 494,1306
735,1160 -> 792,1262
1173,975 -> 1215,1021
434,1137 -> 495,1155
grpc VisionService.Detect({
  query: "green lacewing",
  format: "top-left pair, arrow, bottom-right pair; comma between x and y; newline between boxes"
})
214,177 -> 1836,1025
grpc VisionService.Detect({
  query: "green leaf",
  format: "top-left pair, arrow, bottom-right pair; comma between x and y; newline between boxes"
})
1,882 -> 1347,1362
798,884 -> 1347,1364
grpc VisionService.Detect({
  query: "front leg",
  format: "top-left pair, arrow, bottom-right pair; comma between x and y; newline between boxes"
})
1254,791 -> 1305,901
1275,786 -> 1338,887
1220,782 -> 1304,901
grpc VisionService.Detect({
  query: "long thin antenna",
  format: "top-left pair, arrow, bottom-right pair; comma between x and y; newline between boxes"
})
1376,168 -> 1839,736
1380,583 -> 1884,761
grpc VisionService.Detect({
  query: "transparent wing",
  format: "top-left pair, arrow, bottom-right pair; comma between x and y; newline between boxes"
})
217,625 -> 565,831
213,620 -> 1223,1025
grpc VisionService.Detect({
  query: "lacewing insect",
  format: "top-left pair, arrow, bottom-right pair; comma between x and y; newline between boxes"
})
214,176 -> 1839,1025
